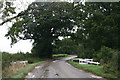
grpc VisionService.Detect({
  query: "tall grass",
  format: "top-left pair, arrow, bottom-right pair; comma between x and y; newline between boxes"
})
2,52 -> 47,78
10,61 -> 46,78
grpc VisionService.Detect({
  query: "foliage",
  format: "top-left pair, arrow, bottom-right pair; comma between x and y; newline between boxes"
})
96,46 -> 113,64
2,52 -> 37,71
70,2 -> 120,77
67,60 -> 117,79
6,2 -> 120,57
53,38 -> 77,54
53,54 -> 68,59
0,0 -> 16,25
9,61 -> 46,78
2,52 -> 48,77
96,46 -> 119,76
73,2 -> 120,50
6,2 -> 75,58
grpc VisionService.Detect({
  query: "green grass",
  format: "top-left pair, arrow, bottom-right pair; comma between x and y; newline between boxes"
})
9,61 -> 47,78
67,60 -> 117,79
53,54 -> 70,59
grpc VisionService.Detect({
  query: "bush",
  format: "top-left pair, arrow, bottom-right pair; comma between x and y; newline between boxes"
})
2,52 -> 45,77
97,46 -> 113,64
2,52 -> 12,70
103,64 -> 111,73
96,46 -> 119,77
2,52 -> 36,75
27,57 -> 43,64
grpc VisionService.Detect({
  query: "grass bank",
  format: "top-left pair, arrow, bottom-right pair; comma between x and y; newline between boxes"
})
10,54 -> 70,78
9,61 -> 47,78
67,60 -> 117,79
3,54 -> 69,78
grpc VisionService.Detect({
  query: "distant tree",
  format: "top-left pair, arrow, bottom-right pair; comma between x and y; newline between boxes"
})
53,38 -> 76,54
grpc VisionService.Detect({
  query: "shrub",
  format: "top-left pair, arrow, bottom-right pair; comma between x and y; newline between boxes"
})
96,46 -> 119,77
2,52 -> 44,77
2,52 -> 36,76
27,57 -> 42,64
97,46 -> 113,64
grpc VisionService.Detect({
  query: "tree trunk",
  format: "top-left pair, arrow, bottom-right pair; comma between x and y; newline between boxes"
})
32,39 -> 53,58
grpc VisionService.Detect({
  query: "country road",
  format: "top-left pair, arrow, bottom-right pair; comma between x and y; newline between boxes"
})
25,56 -> 106,80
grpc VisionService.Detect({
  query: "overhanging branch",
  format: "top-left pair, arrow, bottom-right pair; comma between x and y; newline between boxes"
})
0,12 -> 24,26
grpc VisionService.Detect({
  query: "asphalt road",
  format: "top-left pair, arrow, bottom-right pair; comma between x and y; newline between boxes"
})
25,56 -> 106,80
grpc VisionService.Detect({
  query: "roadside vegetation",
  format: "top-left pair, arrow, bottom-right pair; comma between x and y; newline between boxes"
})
2,52 -> 69,78
54,38 -> 119,78
10,61 -> 46,78
2,52 -> 48,78
67,60 -> 117,79
53,54 -> 70,59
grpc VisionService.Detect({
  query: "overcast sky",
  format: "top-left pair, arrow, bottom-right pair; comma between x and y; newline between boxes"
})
0,0 -> 35,53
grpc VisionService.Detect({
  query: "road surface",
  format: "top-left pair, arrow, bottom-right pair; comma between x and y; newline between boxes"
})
25,56 -> 106,80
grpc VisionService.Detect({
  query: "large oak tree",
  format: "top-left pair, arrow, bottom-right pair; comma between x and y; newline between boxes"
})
6,2 -> 75,58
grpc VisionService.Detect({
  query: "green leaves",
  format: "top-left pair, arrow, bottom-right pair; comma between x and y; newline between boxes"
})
1,1 -> 16,18
6,2 -> 75,58
0,1 -> 17,26
5,2 -> 120,58
53,38 -> 76,54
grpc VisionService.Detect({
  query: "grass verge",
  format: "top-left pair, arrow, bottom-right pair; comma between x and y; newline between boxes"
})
67,60 -> 117,79
53,54 -> 70,60
9,61 -> 47,78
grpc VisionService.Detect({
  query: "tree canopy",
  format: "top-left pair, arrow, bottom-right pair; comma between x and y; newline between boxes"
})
5,2 -> 120,59
6,2 -> 75,58
73,2 -> 120,51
